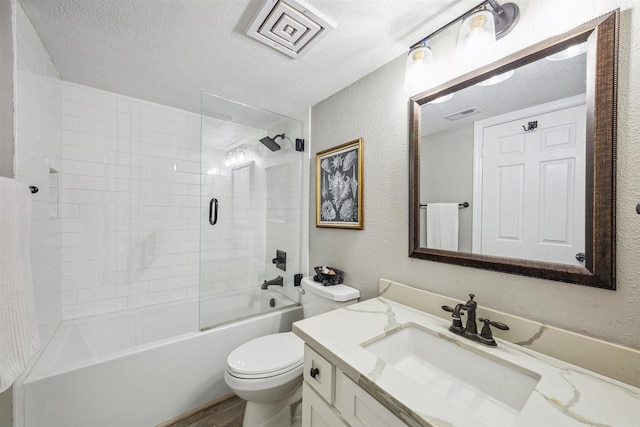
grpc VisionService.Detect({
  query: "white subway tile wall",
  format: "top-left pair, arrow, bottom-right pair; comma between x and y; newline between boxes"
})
15,4 -> 63,344
264,153 -> 305,285
199,121 -> 307,306
59,83 -> 202,319
199,145 -> 267,299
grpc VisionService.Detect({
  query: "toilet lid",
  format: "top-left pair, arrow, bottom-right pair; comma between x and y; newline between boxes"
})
227,332 -> 304,377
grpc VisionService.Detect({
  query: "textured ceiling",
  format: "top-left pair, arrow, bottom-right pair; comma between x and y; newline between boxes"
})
19,0 -> 475,118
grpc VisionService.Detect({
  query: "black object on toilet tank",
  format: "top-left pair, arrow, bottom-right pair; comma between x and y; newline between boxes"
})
313,266 -> 344,286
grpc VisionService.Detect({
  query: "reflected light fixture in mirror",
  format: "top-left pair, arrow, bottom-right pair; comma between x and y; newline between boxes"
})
476,69 -> 514,86
428,93 -> 455,104
547,41 -> 588,61
404,1 -> 520,95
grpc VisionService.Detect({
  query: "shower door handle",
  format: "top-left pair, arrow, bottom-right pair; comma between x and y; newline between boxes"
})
209,198 -> 218,225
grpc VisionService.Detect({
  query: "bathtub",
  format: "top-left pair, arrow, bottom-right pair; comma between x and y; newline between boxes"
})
21,288 -> 302,427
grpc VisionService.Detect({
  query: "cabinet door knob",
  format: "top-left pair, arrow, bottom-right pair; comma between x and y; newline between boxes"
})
310,367 -> 320,378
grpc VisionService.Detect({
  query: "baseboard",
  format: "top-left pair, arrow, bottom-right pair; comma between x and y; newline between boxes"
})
156,392 -> 237,427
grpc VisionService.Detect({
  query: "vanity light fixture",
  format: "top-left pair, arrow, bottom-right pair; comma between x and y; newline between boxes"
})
404,40 -> 434,94
404,0 -> 519,95
457,9 -> 496,61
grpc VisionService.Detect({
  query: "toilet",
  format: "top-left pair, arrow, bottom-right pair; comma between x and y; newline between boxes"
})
224,276 -> 360,427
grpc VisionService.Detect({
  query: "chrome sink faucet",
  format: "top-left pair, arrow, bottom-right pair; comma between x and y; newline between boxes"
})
442,294 -> 509,347
261,275 -> 283,289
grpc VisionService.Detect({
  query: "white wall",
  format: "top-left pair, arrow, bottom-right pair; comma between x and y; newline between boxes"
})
421,126 -> 474,251
0,0 -> 15,179
309,0 -> 640,350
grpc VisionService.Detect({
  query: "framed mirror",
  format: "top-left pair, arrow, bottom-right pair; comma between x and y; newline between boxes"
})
409,11 -> 618,289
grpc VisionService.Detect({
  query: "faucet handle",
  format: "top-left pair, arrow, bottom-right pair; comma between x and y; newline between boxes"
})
478,318 -> 509,339
442,305 -> 465,332
441,305 -> 465,317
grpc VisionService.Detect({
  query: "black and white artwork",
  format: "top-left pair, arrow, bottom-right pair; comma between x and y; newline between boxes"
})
316,138 -> 363,229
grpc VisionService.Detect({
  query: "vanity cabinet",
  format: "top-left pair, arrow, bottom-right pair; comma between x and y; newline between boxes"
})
302,382 -> 348,427
302,345 -> 405,427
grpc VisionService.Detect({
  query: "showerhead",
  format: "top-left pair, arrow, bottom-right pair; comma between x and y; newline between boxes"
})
259,133 -> 285,151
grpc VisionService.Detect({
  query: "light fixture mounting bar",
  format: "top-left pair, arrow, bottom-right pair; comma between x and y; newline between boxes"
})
409,0 -> 518,49
487,0 -> 505,15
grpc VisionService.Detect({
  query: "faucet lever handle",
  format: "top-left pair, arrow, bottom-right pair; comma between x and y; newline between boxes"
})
441,305 -> 465,317
443,305 -> 466,332
441,305 -> 454,313
490,321 -> 509,331
478,318 -> 509,340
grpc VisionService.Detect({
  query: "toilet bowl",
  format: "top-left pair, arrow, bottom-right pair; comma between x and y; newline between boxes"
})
225,277 -> 359,427
225,332 -> 304,427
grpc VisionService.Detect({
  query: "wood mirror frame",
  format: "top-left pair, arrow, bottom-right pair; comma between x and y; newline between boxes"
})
409,11 -> 618,289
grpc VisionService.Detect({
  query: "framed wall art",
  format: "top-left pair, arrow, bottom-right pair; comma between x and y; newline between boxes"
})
316,138 -> 363,229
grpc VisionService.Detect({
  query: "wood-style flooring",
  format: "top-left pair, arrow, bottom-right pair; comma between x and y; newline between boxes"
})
163,395 -> 246,427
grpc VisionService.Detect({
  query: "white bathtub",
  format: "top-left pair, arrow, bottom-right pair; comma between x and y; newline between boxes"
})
21,288 -> 302,427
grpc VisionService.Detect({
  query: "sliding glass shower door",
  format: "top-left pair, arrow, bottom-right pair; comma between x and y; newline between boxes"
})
199,94 -> 306,331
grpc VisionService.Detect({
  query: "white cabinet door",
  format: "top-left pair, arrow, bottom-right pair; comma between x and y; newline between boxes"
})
304,345 -> 335,403
302,382 -> 348,427
334,369 -> 406,427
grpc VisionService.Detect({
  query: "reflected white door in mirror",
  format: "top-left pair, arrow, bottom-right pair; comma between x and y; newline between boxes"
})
473,97 -> 586,265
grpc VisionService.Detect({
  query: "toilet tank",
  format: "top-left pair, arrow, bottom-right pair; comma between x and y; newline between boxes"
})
300,277 -> 360,318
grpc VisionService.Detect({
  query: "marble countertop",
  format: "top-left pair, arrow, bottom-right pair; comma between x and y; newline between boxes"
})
293,297 -> 640,427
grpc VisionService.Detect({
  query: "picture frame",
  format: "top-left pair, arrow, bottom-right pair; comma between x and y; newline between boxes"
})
316,138 -> 363,229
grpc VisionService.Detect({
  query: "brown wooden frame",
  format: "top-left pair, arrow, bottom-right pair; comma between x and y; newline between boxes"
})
409,10 -> 618,289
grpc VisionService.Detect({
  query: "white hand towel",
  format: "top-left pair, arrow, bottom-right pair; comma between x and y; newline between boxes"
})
426,203 -> 459,251
0,177 -> 40,392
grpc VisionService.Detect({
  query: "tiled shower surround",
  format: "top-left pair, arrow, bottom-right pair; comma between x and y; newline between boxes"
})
16,2 -> 206,324
18,72 -> 205,321
58,85 -> 202,319
19,68 -> 308,323
16,3 -> 308,333
16,4 -> 63,343
16,41 -> 201,321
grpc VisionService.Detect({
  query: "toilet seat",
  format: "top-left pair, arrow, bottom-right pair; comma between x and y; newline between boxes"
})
226,331 -> 304,379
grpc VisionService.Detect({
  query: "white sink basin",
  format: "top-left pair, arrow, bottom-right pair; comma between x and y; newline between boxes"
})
363,323 -> 540,425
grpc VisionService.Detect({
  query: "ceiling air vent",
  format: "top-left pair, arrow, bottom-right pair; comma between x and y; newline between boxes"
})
444,107 -> 482,121
246,0 -> 335,59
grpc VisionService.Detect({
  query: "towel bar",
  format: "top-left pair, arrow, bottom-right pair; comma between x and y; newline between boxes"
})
420,202 -> 468,209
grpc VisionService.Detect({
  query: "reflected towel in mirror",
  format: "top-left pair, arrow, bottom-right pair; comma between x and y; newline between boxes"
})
426,203 -> 459,251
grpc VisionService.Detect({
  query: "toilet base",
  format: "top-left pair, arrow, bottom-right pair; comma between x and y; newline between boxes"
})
242,383 -> 302,427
